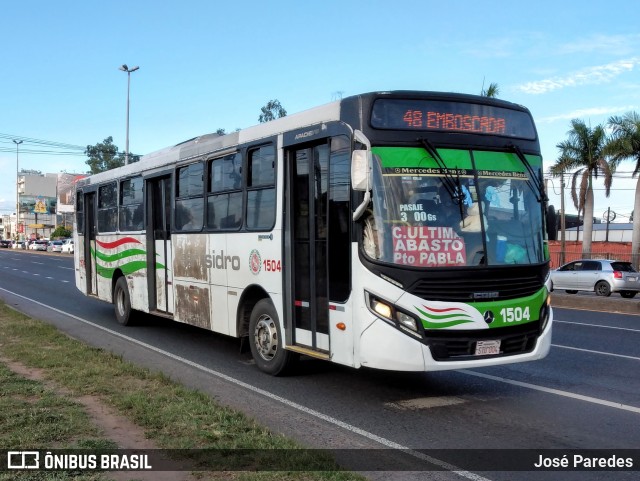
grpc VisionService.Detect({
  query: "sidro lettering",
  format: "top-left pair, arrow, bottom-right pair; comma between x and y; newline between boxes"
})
205,250 -> 241,270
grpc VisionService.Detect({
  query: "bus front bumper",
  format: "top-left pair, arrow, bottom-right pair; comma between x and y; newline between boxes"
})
359,310 -> 553,372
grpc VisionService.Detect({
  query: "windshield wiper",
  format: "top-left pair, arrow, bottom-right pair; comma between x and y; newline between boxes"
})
418,138 -> 465,220
507,144 -> 547,203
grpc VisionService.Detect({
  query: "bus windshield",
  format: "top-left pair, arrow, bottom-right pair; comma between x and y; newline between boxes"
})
363,146 -> 545,268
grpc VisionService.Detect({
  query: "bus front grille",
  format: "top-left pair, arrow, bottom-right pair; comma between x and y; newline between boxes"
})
407,271 -> 543,302
426,322 -> 540,361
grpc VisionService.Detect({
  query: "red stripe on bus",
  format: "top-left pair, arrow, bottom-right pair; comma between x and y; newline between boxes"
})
95,237 -> 142,249
422,305 -> 465,313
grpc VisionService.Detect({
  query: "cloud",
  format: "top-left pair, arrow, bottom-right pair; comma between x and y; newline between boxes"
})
556,34 -> 640,56
515,58 -> 640,94
538,105 -> 639,123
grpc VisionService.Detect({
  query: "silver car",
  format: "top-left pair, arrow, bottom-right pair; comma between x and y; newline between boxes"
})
550,259 -> 640,298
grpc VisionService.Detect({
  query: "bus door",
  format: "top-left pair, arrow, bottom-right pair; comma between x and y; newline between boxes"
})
146,175 -> 174,315
286,142 -> 331,354
83,192 -> 97,296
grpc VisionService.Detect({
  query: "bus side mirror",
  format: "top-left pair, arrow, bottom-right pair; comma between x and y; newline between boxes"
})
351,150 -> 371,192
352,129 -> 372,221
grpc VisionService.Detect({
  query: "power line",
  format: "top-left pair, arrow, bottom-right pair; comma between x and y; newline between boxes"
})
0,135 -> 86,152
0,133 -> 138,158
0,147 -> 86,156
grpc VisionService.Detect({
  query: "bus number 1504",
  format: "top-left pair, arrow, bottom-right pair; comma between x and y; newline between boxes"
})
499,306 -> 530,323
264,259 -> 282,272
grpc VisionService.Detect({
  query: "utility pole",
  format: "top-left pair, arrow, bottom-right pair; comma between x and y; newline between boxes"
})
560,173 -> 566,265
119,64 -> 139,165
13,140 -> 23,240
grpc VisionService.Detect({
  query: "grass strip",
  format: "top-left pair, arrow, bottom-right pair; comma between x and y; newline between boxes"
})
0,361 -> 115,481
0,302 -> 366,481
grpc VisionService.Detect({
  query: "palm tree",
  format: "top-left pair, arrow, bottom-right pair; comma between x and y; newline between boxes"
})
480,82 -> 500,98
550,119 -> 612,258
607,111 -> 640,266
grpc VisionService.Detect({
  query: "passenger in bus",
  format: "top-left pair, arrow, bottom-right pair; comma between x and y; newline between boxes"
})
177,204 -> 200,230
182,212 -> 199,230
363,210 -> 386,260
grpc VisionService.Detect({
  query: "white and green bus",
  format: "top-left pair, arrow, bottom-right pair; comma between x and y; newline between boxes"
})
74,91 -> 553,375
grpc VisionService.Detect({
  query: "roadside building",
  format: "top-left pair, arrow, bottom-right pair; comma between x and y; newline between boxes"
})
11,170 -> 85,240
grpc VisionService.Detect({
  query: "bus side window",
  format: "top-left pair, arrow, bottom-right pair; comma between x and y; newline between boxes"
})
76,190 -> 84,234
246,145 -> 276,230
97,182 -> 118,233
207,153 -> 243,230
176,162 -> 204,231
119,176 -> 144,231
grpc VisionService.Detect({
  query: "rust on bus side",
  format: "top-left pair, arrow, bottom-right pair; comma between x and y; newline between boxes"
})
173,235 -> 207,280
175,284 -> 211,329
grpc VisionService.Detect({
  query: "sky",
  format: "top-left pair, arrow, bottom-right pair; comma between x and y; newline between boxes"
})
1,0 -> 639,222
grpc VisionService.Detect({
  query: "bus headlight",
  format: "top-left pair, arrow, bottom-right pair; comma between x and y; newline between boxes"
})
539,295 -> 551,333
396,311 -> 418,332
372,298 -> 393,319
366,292 -> 420,336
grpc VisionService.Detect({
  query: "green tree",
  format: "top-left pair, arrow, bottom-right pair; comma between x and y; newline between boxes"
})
606,111 -> 640,266
480,82 -> 500,98
85,137 -> 139,174
259,99 -> 287,123
51,226 -> 72,239
550,119 -> 611,257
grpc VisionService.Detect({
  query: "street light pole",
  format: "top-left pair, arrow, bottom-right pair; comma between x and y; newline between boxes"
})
119,64 -> 139,165
13,139 -> 23,240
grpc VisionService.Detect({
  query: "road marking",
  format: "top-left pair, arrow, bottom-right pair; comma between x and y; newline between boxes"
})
459,370 -> 640,414
385,396 -> 466,410
31,261 -> 45,265
552,344 -> 640,361
553,304 -> 640,316
0,286 -> 490,481
555,319 -> 640,333
33,274 -> 41,276
57,266 -> 74,270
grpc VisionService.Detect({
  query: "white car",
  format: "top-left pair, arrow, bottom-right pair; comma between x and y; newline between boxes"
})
61,239 -> 74,254
29,240 -> 48,251
48,240 -> 64,253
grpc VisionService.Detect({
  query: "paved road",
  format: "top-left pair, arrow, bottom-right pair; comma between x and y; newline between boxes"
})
0,249 -> 638,481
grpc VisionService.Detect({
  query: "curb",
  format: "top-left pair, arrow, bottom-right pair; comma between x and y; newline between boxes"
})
551,293 -> 640,314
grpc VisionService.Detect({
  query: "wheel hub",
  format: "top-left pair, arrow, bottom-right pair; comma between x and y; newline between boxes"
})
254,315 -> 278,361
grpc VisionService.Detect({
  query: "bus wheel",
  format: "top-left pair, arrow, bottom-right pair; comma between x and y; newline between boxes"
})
114,277 -> 134,326
249,299 -> 298,376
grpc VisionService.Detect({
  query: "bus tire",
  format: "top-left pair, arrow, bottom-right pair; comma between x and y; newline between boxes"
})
249,299 -> 298,376
114,277 -> 134,326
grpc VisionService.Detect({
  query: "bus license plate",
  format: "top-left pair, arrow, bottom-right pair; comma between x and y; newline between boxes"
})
475,340 -> 500,356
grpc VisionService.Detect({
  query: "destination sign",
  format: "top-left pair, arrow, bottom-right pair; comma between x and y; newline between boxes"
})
371,99 -> 536,139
